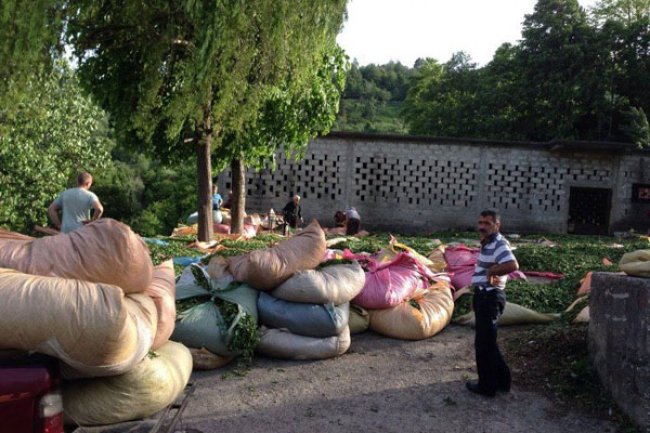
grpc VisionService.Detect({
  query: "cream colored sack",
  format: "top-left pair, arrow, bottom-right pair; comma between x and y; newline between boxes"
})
63,341 -> 192,426
0,268 -> 156,378
146,260 -> 176,349
348,304 -> 370,334
256,326 -> 350,360
227,220 -> 326,290
0,219 -> 153,294
272,262 -> 365,304
369,284 -> 454,340
455,301 -> 559,326
619,250 -> 650,278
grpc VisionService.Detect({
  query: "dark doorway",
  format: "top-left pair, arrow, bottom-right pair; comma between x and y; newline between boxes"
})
568,187 -> 612,235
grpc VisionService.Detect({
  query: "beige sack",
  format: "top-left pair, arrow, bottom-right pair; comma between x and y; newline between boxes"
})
227,220 -> 326,290
146,260 -> 176,350
189,348 -> 234,370
455,301 -> 559,326
256,326 -> 350,360
272,262 -> 365,304
348,304 -> 370,334
0,268 -> 156,378
369,284 -> 454,340
0,219 -> 153,294
63,341 -> 192,426
619,250 -> 650,278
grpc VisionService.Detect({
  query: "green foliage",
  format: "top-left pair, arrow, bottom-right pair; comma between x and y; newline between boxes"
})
0,0 -> 64,115
620,106 -> 650,147
0,62 -> 113,232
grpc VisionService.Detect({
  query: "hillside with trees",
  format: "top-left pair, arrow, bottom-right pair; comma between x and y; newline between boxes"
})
336,0 -> 650,146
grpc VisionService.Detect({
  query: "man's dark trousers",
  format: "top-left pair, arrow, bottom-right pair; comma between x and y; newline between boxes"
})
473,288 -> 511,393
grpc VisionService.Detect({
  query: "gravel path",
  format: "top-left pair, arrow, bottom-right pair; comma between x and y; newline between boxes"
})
175,325 -> 614,433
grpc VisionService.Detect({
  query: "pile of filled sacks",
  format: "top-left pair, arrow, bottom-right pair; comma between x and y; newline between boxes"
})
337,240 -> 455,341
215,220 -> 358,360
0,219 -> 191,426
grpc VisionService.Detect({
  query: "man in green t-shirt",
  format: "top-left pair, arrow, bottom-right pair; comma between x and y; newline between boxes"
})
48,172 -> 104,233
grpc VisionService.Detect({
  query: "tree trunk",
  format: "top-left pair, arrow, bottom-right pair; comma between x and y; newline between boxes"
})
195,103 -> 214,242
230,158 -> 246,234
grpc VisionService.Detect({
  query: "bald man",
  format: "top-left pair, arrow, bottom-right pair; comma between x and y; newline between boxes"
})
48,172 -> 104,233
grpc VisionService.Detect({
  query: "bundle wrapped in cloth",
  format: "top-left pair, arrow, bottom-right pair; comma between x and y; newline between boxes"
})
257,326 -> 351,360
0,268 -> 156,378
226,220 -> 326,290
369,282 -> 454,340
0,218 -> 153,294
63,341 -> 192,426
272,261 -> 365,305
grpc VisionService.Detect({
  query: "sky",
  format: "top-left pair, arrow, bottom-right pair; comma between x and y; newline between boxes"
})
337,0 -> 601,67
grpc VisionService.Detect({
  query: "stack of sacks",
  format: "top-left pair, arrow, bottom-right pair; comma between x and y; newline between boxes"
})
257,260 -> 365,360
171,264 -> 259,359
0,219 -> 191,425
346,248 -> 456,340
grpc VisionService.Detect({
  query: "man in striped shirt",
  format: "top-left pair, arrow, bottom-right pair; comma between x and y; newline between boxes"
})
466,209 -> 519,397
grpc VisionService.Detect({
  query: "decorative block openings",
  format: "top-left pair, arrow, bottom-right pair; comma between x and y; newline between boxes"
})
217,135 -> 645,233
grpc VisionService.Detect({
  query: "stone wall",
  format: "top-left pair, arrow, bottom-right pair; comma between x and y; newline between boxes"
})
217,132 -> 650,233
589,272 -> 650,430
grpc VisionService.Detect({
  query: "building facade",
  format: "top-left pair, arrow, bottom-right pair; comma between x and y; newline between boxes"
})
217,132 -> 650,234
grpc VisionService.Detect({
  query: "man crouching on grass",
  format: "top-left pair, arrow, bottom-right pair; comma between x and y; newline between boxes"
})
466,209 -> 519,397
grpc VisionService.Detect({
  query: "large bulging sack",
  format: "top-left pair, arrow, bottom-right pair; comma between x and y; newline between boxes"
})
444,245 -> 478,290
352,252 -> 431,310
227,220 -> 326,290
619,250 -> 650,278
256,326 -> 350,360
172,266 -> 259,357
272,262 -> 365,305
369,284 -> 454,340
0,268 -> 156,378
146,260 -> 176,350
63,341 -> 192,426
258,292 -> 349,338
0,219 -> 153,294
455,301 -> 560,326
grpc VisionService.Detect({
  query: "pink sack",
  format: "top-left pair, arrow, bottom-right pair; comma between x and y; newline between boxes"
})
444,245 -> 478,290
444,244 -> 523,289
352,252 -> 432,310
214,224 -> 231,234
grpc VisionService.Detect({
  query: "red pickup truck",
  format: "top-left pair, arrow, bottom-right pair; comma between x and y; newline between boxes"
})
0,351 -> 64,433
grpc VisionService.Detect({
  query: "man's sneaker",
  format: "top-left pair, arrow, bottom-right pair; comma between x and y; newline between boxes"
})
465,381 -> 496,397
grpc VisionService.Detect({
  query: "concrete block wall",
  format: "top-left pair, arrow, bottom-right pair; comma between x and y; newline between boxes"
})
217,132 -> 649,234
589,272 -> 650,430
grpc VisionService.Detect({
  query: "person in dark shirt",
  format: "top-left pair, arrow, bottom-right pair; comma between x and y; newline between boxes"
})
282,195 -> 303,228
344,207 -> 361,235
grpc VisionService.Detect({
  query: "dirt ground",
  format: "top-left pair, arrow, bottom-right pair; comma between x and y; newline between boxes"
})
170,325 -> 617,433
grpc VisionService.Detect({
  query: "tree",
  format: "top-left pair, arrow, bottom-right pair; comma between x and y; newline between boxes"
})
0,62 -> 113,232
518,0 -> 605,141
217,44 -> 348,233
591,0 -> 649,24
67,1 -> 347,241
401,53 -> 482,137
0,1 -> 64,117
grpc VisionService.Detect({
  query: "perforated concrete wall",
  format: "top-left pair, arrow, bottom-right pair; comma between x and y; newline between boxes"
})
217,132 -> 650,234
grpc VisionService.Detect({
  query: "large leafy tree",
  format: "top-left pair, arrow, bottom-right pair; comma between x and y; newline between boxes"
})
67,1 -> 347,241
0,63 -> 113,232
518,0 -> 605,141
402,53 -> 483,137
217,44 -> 348,233
0,1 -> 64,117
